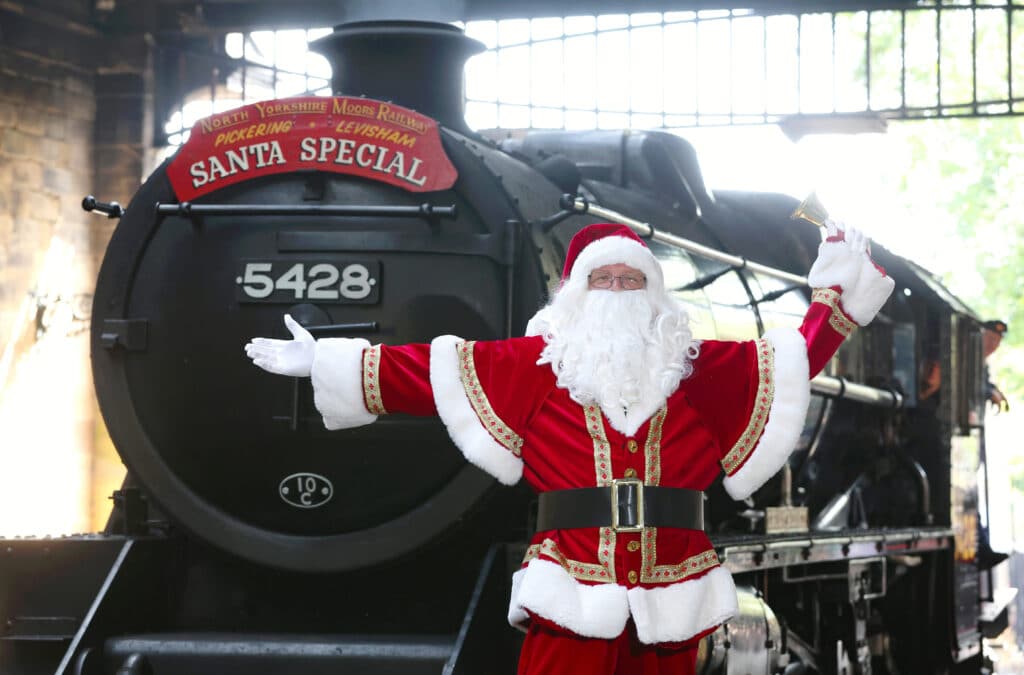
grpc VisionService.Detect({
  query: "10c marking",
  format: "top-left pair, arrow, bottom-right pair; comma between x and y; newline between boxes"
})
237,262 -> 377,301
279,472 -> 333,509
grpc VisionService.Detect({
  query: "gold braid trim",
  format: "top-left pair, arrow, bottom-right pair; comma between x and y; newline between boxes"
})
811,287 -> 857,337
457,341 -> 523,455
585,405 -> 613,488
640,532 -> 720,584
362,344 -> 387,415
584,406 -> 617,581
644,407 -> 667,487
596,526 -> 617,583
639,408 -> 713,583
720,338 -> 775,476
524,538 -> 616,584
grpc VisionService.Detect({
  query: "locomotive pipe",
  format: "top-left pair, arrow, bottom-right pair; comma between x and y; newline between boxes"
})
810,375 -> 904,409
306,322 -> 379,335
564,195 -> 809,286
900,454 -> 933,525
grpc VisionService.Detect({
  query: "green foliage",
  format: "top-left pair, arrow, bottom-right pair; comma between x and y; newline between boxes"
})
791,5 -> 1024,514
890,117 -> 1023,513
845,7 -> 1024,404
892,116 -> 1024,402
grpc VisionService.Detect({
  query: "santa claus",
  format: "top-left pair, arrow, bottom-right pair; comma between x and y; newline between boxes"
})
245,221 -> 893,674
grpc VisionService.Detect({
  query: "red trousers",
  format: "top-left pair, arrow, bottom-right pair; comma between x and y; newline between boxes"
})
516,617 -> 698,675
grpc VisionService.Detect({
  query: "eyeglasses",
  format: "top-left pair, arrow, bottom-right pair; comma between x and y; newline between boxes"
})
588,272 -> 647,290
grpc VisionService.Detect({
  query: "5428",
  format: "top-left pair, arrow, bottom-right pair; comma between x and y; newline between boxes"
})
236,260 -> 380,303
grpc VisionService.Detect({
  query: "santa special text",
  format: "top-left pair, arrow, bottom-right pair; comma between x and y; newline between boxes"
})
187,136 -> 429,189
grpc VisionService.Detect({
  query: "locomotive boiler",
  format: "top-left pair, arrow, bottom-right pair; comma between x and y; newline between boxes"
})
0,19 -> 1002,675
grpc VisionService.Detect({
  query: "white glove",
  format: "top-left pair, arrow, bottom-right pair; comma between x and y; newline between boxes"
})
823,219 -> 839,240
809,220 -> 867,291
826,219 -> 870,254
809,220 -> 894,326
824,218 -> 843,240
245,314 -> 316,377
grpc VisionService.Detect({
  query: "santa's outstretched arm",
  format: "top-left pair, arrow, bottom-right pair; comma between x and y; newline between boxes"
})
246,323 -> 545,486
800,221 -> 895,376
682,222 -> 894,501
245,317 -> 437,429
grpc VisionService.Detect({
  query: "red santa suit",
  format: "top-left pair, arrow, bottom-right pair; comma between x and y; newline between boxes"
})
306,223 -> 894,672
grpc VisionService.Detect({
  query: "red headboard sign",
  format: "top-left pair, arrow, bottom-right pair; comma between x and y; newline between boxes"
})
167,96 -> 458,200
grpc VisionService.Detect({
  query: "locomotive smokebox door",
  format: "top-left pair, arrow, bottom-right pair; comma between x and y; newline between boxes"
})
90,77 -> 533,573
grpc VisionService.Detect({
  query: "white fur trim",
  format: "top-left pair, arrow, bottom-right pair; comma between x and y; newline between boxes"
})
841,255 -> 896,325
311,338 -> 378,430
429,335 -> 524,486
507,558 -> 630,639
568,235 -> 664,291
807,239 -> 894,326
524,305 -> 551,338
723,328 -> 810,501
600,395 -> 666,437
627,566 -> 739,644
508,567 -> 531,631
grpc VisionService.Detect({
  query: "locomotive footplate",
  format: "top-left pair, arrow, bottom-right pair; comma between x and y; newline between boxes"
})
99,633 -> 455,675
711,526 -> 954,574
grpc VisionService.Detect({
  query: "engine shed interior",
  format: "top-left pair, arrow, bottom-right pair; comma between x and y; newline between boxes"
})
0,2 -> 1022,675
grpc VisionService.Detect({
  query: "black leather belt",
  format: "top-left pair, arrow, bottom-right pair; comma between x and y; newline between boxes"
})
536,479 -> 704,532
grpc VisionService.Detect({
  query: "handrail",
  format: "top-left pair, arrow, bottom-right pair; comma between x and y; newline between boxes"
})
569,196 -> 808,286
563,196 -> 903,410
811,376 -> 903,409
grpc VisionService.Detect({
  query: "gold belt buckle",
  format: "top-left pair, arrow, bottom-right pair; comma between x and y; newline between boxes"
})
610,477 -> 644,532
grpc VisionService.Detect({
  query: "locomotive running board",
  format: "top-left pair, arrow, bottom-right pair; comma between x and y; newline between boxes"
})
713,526 -> 954,574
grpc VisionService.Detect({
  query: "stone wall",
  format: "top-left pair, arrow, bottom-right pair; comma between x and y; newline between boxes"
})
0,1 -> 96,361
0,1 -> 148,534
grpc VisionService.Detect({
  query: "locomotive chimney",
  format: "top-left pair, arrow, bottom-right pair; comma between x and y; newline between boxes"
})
310,20 -> 485,135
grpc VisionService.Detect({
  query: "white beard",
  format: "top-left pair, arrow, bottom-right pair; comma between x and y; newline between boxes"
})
534,286 -> 699,435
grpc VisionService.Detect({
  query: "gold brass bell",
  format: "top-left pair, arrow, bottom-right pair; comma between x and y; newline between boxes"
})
790,192 -> 829,228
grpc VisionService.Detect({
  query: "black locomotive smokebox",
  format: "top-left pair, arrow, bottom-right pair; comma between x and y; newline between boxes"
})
310,20 -> 485,135
90,135 -> 514,572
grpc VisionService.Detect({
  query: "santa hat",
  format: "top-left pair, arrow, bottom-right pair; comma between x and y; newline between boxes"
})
526,223 -> 667,337
561,223 -> 664,293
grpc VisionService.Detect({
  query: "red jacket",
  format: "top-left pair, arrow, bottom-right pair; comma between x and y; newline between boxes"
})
308,240 -> 894,645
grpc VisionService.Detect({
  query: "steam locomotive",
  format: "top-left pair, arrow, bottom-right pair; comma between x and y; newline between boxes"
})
0,19 -> 1003,675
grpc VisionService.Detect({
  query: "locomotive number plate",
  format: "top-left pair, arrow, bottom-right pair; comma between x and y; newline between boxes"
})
236,260 -> 380,304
